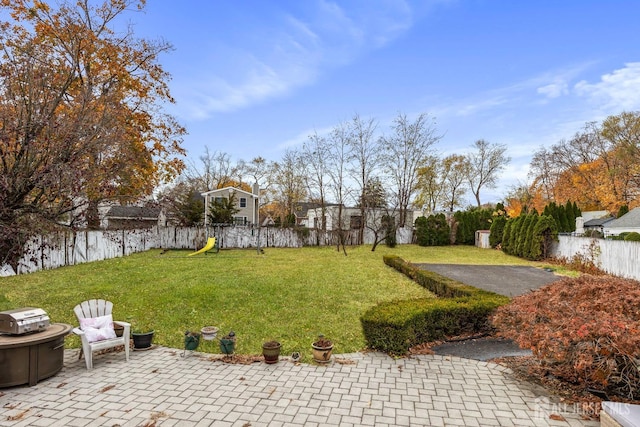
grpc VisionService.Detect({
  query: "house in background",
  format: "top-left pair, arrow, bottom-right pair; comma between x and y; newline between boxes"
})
305,205 -> 424,231
582,216 -> 615,235
295,202 -> 340,228
581,210 -> 610,222
201,185 -> 259,227
306,205 -> 364,231
603,207 -> 640,237
575,210 -> 613,235
102,205 -> 164,229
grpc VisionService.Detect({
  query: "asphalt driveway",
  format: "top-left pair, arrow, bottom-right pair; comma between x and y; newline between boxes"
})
413,264 -> 562,360
414,264 -> 562,297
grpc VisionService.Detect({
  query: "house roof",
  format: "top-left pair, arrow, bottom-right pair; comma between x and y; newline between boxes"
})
293,202 -> 341,217
605,207 -> 640,228
106,206 -> 160,220
583,217 -> 614,227
581,210 -> 610,222
200,186 -> 257,198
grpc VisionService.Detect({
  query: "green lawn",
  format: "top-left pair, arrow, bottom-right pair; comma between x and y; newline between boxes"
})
0,244 -> 550,358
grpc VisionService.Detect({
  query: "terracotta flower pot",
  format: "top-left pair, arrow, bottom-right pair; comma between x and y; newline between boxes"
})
262,341 -> 281,364
311,338 -> 333,363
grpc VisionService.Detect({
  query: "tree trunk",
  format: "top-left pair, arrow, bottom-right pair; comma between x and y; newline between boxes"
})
86,199 -> 101,230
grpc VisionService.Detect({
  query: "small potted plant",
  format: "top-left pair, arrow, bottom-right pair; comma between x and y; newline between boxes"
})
311,334 -> 333,363
184,330 -> 201,351
130,319 -> 155,350
262,340 -> 281,364
219,331 -> 236,355
201,326 -> 219,341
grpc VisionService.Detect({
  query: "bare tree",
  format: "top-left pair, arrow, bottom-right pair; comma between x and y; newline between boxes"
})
529,146 -> 560,202
271,149 -> 307,224
531,120 -> 630,211
243,157 -> 273,189
301,131 -> 331,232
347,114 -> 380,244
327,121 -> 352,254
381,113 -> 442,227
414,155 -> 444,214
440,154 -> 469,212
465,139 -> 510,207
184,148 -> 242,191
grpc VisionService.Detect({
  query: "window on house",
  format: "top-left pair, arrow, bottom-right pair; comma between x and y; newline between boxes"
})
233,216 -> 248,225
214,197 -> 224,203
240,197 -> 247,208
350,215 -> 362,229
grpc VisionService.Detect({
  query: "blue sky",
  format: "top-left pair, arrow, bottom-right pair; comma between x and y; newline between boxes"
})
131,0 -> 640,204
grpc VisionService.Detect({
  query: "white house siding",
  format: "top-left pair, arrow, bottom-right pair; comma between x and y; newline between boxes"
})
603,207 -> 640,237
603,226 -> 640,237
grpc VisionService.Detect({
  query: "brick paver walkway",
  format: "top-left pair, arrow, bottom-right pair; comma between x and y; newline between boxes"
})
0,348 -> 599,426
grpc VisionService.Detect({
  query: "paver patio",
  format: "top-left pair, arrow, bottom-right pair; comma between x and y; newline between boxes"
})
0,347 -> 600,426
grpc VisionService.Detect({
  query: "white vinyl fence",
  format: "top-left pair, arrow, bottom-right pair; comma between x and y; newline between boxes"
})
552,235 -> 640,281
2,225 -> 415,275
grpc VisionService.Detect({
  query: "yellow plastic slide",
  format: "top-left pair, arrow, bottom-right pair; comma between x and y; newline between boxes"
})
187,237 -> 216,256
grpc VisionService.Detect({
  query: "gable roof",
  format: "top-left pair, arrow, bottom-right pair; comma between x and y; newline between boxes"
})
584,217 -> 614,227
106,206 -> 160,220
605,207 -> 640,228
200,186 -> 257,198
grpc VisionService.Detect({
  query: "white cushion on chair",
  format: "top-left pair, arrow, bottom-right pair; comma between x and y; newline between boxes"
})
79,314 -> 117,343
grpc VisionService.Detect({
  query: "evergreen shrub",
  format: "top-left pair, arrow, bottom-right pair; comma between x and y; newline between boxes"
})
361,256 -> 509,354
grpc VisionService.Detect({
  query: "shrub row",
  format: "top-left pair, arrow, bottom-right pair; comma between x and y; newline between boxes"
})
360,255 -> 509,354
502,213 -> 557,260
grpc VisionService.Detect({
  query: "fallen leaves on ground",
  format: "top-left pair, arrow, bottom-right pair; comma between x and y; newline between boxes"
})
207,354 -> 263,364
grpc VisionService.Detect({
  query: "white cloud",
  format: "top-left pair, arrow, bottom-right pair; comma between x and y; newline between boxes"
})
183,58 -> 314,118
537,82 -> 569,98
277,125 -> 335,151
179,1 -> 414,120
574,62 -> 640,110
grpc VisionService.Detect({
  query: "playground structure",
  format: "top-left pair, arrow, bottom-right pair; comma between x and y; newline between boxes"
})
188,237 -> 217,256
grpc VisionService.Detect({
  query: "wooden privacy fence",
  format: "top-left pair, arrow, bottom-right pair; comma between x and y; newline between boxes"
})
2,225 -> 415,275
4,228 -> 639,280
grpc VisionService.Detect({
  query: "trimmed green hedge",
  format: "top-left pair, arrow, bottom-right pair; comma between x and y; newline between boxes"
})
360,255 -> 510,354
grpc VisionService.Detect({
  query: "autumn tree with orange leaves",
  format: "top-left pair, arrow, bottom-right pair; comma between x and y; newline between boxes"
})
525,111 -> 640,215
0,0 -> 185,269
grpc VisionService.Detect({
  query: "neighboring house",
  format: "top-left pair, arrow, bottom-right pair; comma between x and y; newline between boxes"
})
293,202 -> 320,227
260,214 -> 276,227
603,207 -> 640,237
582,216 -> 614,235
305,205 -> 422,231
306,205 -> 364,231
295,202 -> 340,228
103,206 -> 163,229
201,185 -> 259,227
581,210 -> 610,222
575,210 -> 612,235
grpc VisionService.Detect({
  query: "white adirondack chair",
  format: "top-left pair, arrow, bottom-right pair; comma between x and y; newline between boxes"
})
73,299 -> 130,369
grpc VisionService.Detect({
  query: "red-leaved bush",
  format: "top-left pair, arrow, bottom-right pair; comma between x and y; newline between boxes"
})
492,275 -> 640,399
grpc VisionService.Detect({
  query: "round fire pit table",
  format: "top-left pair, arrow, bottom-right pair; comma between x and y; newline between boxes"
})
0,323 -> 72,388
